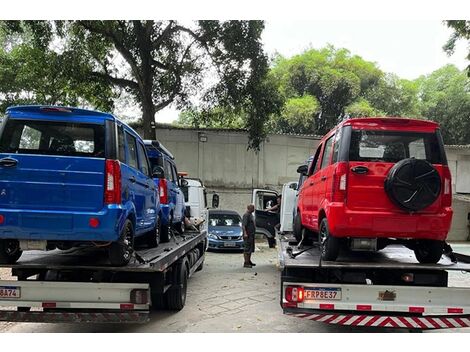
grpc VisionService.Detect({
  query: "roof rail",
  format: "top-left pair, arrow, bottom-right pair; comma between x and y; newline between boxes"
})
143,139 -> 175,160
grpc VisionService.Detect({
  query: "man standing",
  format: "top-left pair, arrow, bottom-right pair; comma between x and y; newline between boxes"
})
242,204 -> 256,268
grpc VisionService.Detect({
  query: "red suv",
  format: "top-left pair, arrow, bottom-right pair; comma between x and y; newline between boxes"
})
294,117 -> 453,264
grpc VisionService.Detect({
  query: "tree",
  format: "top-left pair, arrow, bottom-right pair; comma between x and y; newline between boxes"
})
1,20 -> 279,150
270,46 -> 383,134
417,65 -> 470,144
345,98 -> 383,118
269,95 -> 320,134
444,20 -> 470,75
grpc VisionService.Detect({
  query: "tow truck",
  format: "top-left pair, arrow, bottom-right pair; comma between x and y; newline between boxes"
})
0,228 -> 206,324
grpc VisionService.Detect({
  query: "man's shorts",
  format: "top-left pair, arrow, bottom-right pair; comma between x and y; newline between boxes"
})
244,235 -> 255,253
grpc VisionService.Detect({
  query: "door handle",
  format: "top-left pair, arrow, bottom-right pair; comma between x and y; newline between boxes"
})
321,176 -> 327,181
129,176 -> 136,183
351,166 -> 369,174
0,157 -> 18,167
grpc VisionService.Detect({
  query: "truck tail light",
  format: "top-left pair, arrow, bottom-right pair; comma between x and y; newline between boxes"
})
130,289 -> 149,304
285,285 -> 305,303
104,160 -> 122,205
332,161 -> 348,202
159,178 -> 168,204
442,166 -> 452,207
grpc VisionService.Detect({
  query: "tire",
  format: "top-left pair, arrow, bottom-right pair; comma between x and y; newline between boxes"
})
109,220 -> 134,266
268,237 -> 276,248
0,239 -> 22,264
385,158 -> 441,212
293,212 -> 302,243
166,259 -> 188,311
318,218 -> 340,261
414,240 -> 444,264
145,217 -> 161,248
160,213 -> 171,243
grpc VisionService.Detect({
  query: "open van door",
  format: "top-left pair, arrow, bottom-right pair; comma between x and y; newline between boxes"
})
280,182 -> 297,233
251,189 -> 279,248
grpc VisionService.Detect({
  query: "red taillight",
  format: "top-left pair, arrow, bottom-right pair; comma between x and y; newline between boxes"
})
159,178 -> 168,204
285,285 -> 305,303
104,160 -> 122,205
89,218 -> 100,228
332,161 -> 349,202
442,166 -> 452,207
0,215 -> 4,225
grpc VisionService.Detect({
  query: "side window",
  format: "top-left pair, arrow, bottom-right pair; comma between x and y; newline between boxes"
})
320,136 -> 334,169
125,131 -> 138,170
137,142 -> 151,176
165,160 -> 174,182
171,165 -> 178,185
117,125 -> 126,163
309,144 -> 323,175
332,128 -> 342,164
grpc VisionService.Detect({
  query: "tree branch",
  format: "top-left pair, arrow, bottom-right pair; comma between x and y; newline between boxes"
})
91,71 -> 139,91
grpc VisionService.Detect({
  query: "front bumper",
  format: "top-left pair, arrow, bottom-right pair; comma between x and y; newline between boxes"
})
0,206 -> 125,242
327,203 -> 453,241
208,238 -> 244,250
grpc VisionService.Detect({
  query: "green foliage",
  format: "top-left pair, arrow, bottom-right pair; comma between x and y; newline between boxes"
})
176,107 -> 245,129
269,95 -> 320,134
444,20 -> 470,75
345,98 -> 383,118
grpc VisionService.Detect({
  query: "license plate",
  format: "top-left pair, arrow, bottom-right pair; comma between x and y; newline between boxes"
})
0,286 -> 21,299
223,242 -> 236,247
305,287 -> 341,300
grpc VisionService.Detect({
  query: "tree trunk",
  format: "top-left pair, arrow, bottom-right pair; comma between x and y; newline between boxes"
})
142,99 -> 155,139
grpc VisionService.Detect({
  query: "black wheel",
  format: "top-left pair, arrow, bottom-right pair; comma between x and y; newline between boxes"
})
109,220 -> 134,266
385,158 -> 441,212
160,213 -> 171,243
318,218 -> 340,261
145,217 -> 161,248
293,212 -> 302,243
0,239 -> 22,264
414,240 -> 444,264
166,259 -> 188,311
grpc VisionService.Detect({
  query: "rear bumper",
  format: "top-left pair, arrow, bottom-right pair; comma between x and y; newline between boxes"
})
0,206 -> 125,242
327,204 -> 453,240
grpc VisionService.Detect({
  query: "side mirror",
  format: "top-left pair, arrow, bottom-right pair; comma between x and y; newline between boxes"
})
289,182 -> 298,190
297,164 -> 308,175
152,166 -> 165,179
179,177 -> 188,187
212,194 -> 219,209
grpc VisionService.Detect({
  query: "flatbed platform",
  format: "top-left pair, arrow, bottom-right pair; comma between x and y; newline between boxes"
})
0,230 -> 205,273
279,234 -> 470,272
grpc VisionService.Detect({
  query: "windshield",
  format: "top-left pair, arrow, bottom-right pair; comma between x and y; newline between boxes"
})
209,214 -> 241,227
349,130 -> 444,164
0,119 -> 105,158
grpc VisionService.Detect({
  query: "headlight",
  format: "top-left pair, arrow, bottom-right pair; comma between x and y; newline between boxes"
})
208,233 -> 219,240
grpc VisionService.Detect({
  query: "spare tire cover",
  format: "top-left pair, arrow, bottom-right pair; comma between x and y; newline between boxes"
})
384,158 -> 441,212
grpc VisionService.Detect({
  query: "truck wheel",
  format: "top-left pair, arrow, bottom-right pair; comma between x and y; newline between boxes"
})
109,220 -> 134,266
146,218 -> 161,248
293,213 -> 303,243
0,239 -> 22,264
319,218 -> 340,261
160,214 -> 172,243
166,259 -> 188,311
414,240 -> 444,264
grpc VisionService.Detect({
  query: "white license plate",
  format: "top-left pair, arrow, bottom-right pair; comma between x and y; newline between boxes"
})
305,287 -> 341,300
223,242 -> 236,247
0,286 -> 21,299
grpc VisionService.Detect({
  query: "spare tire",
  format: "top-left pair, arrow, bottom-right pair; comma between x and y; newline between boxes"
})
384,158 -> 441,212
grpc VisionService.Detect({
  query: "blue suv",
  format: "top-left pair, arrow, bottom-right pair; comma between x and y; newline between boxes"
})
0,106 -> 160,266
144,140 -> 185,242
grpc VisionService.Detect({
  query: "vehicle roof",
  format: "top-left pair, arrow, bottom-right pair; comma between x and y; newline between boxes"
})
209,209 -> 241,216
143,139 -> 175,160
185,178 -> 204,187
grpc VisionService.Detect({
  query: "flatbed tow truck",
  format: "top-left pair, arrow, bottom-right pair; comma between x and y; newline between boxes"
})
0,229 -> 206,324
278,233 -> 470,330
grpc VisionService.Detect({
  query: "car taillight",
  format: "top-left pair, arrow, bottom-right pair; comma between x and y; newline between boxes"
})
442,166 -> 452,207
332,161 -> 348,202
130,289 -> 149,304
104,159 -> 122,205
159,178 -> 168,204
285,285 -> 305,303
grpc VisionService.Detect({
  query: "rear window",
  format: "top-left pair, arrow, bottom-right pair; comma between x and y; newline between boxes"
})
349,130 -> 444,164
0,119 -> 105,157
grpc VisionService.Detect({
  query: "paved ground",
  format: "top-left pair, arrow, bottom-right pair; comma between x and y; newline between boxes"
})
1,241 -> 470,333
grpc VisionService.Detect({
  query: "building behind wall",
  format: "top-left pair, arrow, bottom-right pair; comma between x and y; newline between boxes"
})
144,125 -> 470,241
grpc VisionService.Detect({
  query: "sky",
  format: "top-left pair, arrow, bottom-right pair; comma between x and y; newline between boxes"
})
154,20 -> 468,124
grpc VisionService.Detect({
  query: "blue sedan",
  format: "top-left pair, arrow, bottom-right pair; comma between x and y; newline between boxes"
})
207,210 -> 244,251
